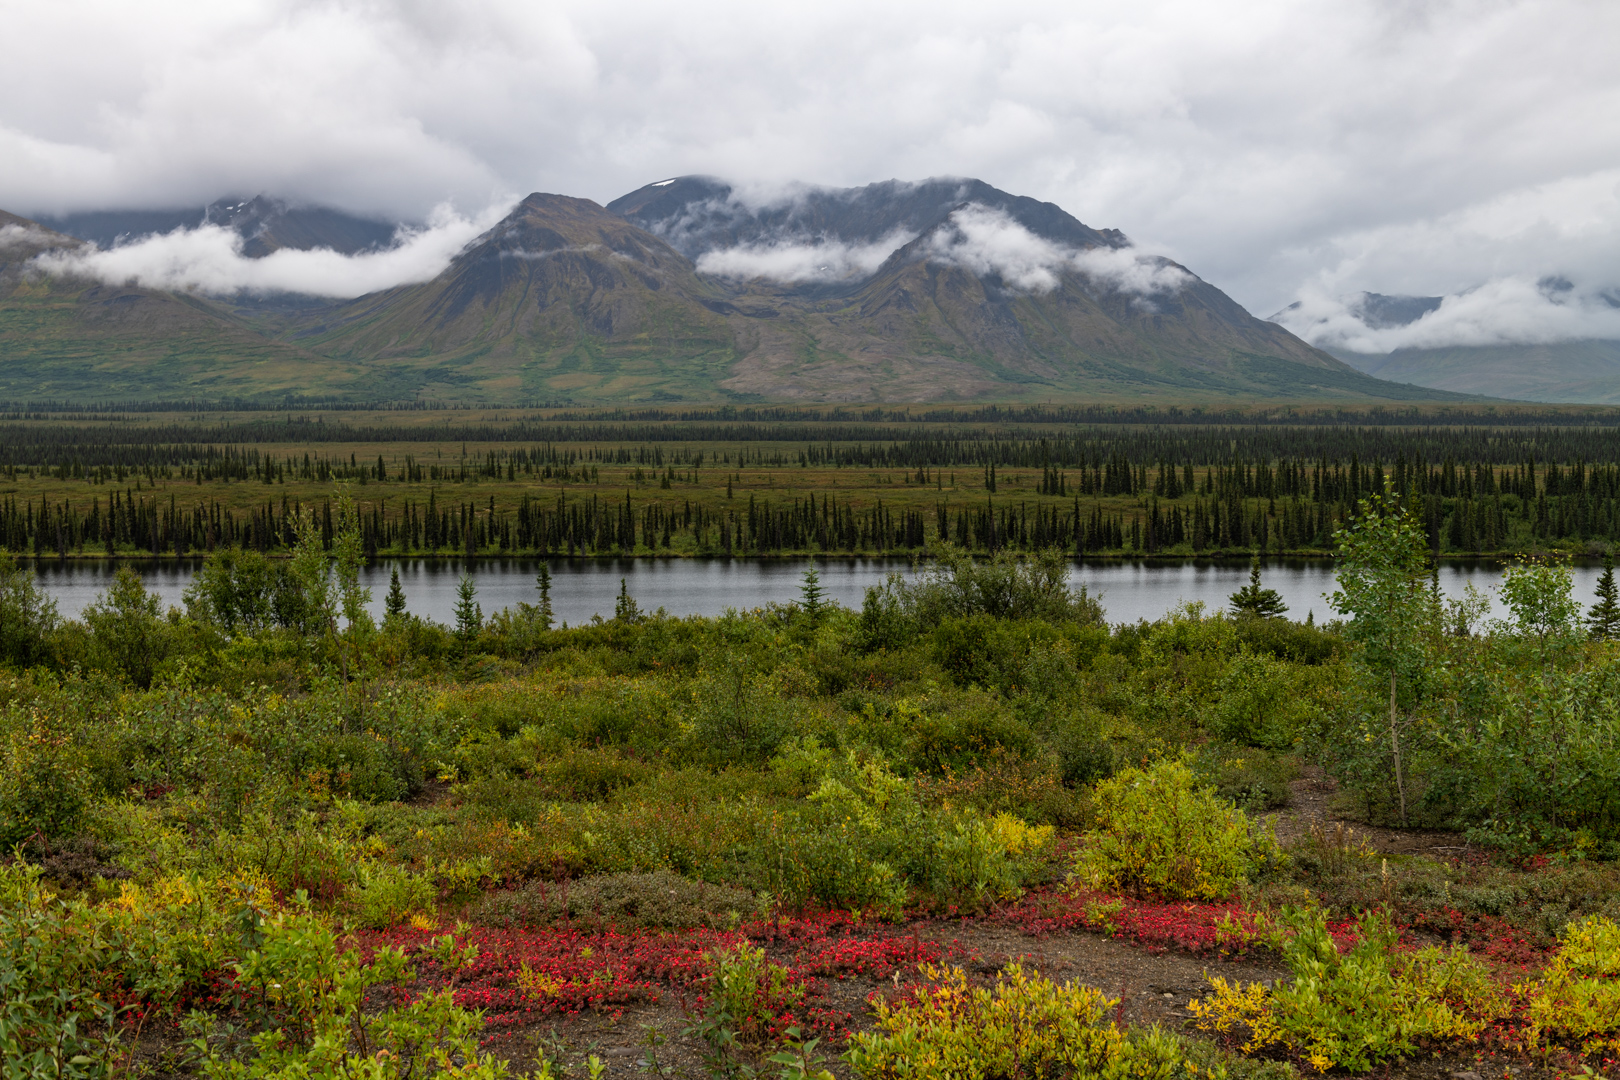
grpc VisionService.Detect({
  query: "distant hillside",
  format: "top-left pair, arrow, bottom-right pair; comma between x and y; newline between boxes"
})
0,183 -> 1478,405
34,196 -> 399,257
1332,339 -> 1620,404
1272,291 -> 1620,404
0,210 -> 372,399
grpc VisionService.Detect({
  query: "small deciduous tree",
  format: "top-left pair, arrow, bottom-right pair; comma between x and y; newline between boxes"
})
1496,553 -> 1582,666
1327,488 -> 1439,825
82,567 -> 170,689
0,552 -> 57,668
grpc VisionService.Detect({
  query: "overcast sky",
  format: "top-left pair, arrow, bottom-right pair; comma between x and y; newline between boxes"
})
3,0 -> 1617,345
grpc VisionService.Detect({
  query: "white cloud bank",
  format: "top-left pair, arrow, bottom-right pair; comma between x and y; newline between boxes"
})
1,1 -> 1618,319
929,204 -> 1191,296
30,203 -> 511,298
1277,278 -> 1620,354
695,229 -> 915,283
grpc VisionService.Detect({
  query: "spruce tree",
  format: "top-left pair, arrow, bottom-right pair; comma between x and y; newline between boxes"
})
535,564 -> 554,631
453,574 -> 481,648
613,578 -> 642,623
1587,553 -> 1620,640
1229,556 -> 1289,618
799,566 -> 825,620
384,566 -> 407,620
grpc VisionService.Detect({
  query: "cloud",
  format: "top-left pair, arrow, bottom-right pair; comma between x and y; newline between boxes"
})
0,1 -> 1616,316
695,230 -> 915,283
30,203 -> 511,298
1276,278 -> 1620,353
928,204 -> 1191,295
0,223 -> 63,254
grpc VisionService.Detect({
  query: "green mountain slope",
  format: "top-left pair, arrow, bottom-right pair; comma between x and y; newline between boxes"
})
296,194 -> 740,401
0,189 -> 1479,405
0,211 -> 370,400
1332,341 -> 1620,404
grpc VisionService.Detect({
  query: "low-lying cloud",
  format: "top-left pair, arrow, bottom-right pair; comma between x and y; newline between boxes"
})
30,202 -> 511,298
694,229 -> 915,283
1277,277 -> 1620,353
928,204 -> 1192,296
0,223 -> 61,254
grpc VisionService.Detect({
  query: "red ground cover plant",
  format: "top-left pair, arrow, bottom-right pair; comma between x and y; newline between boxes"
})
359,909 -> 967,1044
998,885 -> 1295,955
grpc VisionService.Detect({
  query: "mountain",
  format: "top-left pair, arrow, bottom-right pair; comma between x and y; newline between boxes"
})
0,181 -> 1477,404
602,177 -> 1450,402
0,209 -> 372,400
292,193 -> 738,401
1274,291 -> 1620,403
1335,340 -> 1620,404
608,176 -> 1129,269
34,195 -> 399,257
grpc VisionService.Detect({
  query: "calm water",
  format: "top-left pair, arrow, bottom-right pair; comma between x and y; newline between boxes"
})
24,557 -> 1613,627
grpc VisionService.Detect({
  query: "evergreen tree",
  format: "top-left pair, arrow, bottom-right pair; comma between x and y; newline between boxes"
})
384,566 -> 407,620
799,565 -> 825,620
1587,552 -> 1620,640
453,574 -> 481,647
1229,556 -> 1289,618
613,578 -> 642,623
535,564 -> 554,631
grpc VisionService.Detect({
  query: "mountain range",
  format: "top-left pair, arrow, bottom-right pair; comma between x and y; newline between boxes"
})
1271,292 -> 1620,404
0,180 -> 1469,404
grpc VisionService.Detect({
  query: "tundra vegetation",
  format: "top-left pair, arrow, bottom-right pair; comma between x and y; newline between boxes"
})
4,414 -> 1620,1078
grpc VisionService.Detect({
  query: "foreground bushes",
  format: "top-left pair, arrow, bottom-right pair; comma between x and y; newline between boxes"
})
1076,758 -> 1281,901
850,962 -> 1291,1080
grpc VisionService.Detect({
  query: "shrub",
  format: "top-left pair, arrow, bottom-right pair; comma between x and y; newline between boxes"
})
698,943 -> 807,1045
1075,758 -> 1279,901
0,707 -> 90,847
1522,914 -> 1620,1056
1190,908 -> 1507,1073
193,910 -> 522,1079
899,545 -> 1105,626
847,962 -> 1210,1080
0,864 -> 117,1076
81,568 -> 174,690
350,863 -> 437,929
466,870 -> 757,931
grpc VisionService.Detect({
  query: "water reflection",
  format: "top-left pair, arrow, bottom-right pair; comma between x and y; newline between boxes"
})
25,556 -> 1606,627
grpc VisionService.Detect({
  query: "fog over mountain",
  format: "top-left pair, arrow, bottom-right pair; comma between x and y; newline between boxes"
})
0,175 -> 1460,404
2,0 -> 1615,345
1270,287 -> 1620,403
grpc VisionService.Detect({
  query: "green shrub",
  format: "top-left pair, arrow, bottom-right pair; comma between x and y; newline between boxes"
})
349,863 -> 437,929
849,962 -> 1189,1080
1075,757 -> 1279,901
0,864 -> 117,1077
0,707 -> 90,847
527,746 -> 656,801
466,870 -> 756,930
81,568 -> 175,690
1191,908 -> 1506,1073
194,910 -> 522,1079
1191,744 -> 1296,811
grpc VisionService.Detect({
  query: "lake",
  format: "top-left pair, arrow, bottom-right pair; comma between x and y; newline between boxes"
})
24,556 -> 1610,627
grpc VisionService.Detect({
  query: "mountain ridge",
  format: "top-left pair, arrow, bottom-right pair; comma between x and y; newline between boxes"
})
0,181 -> 1476,404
